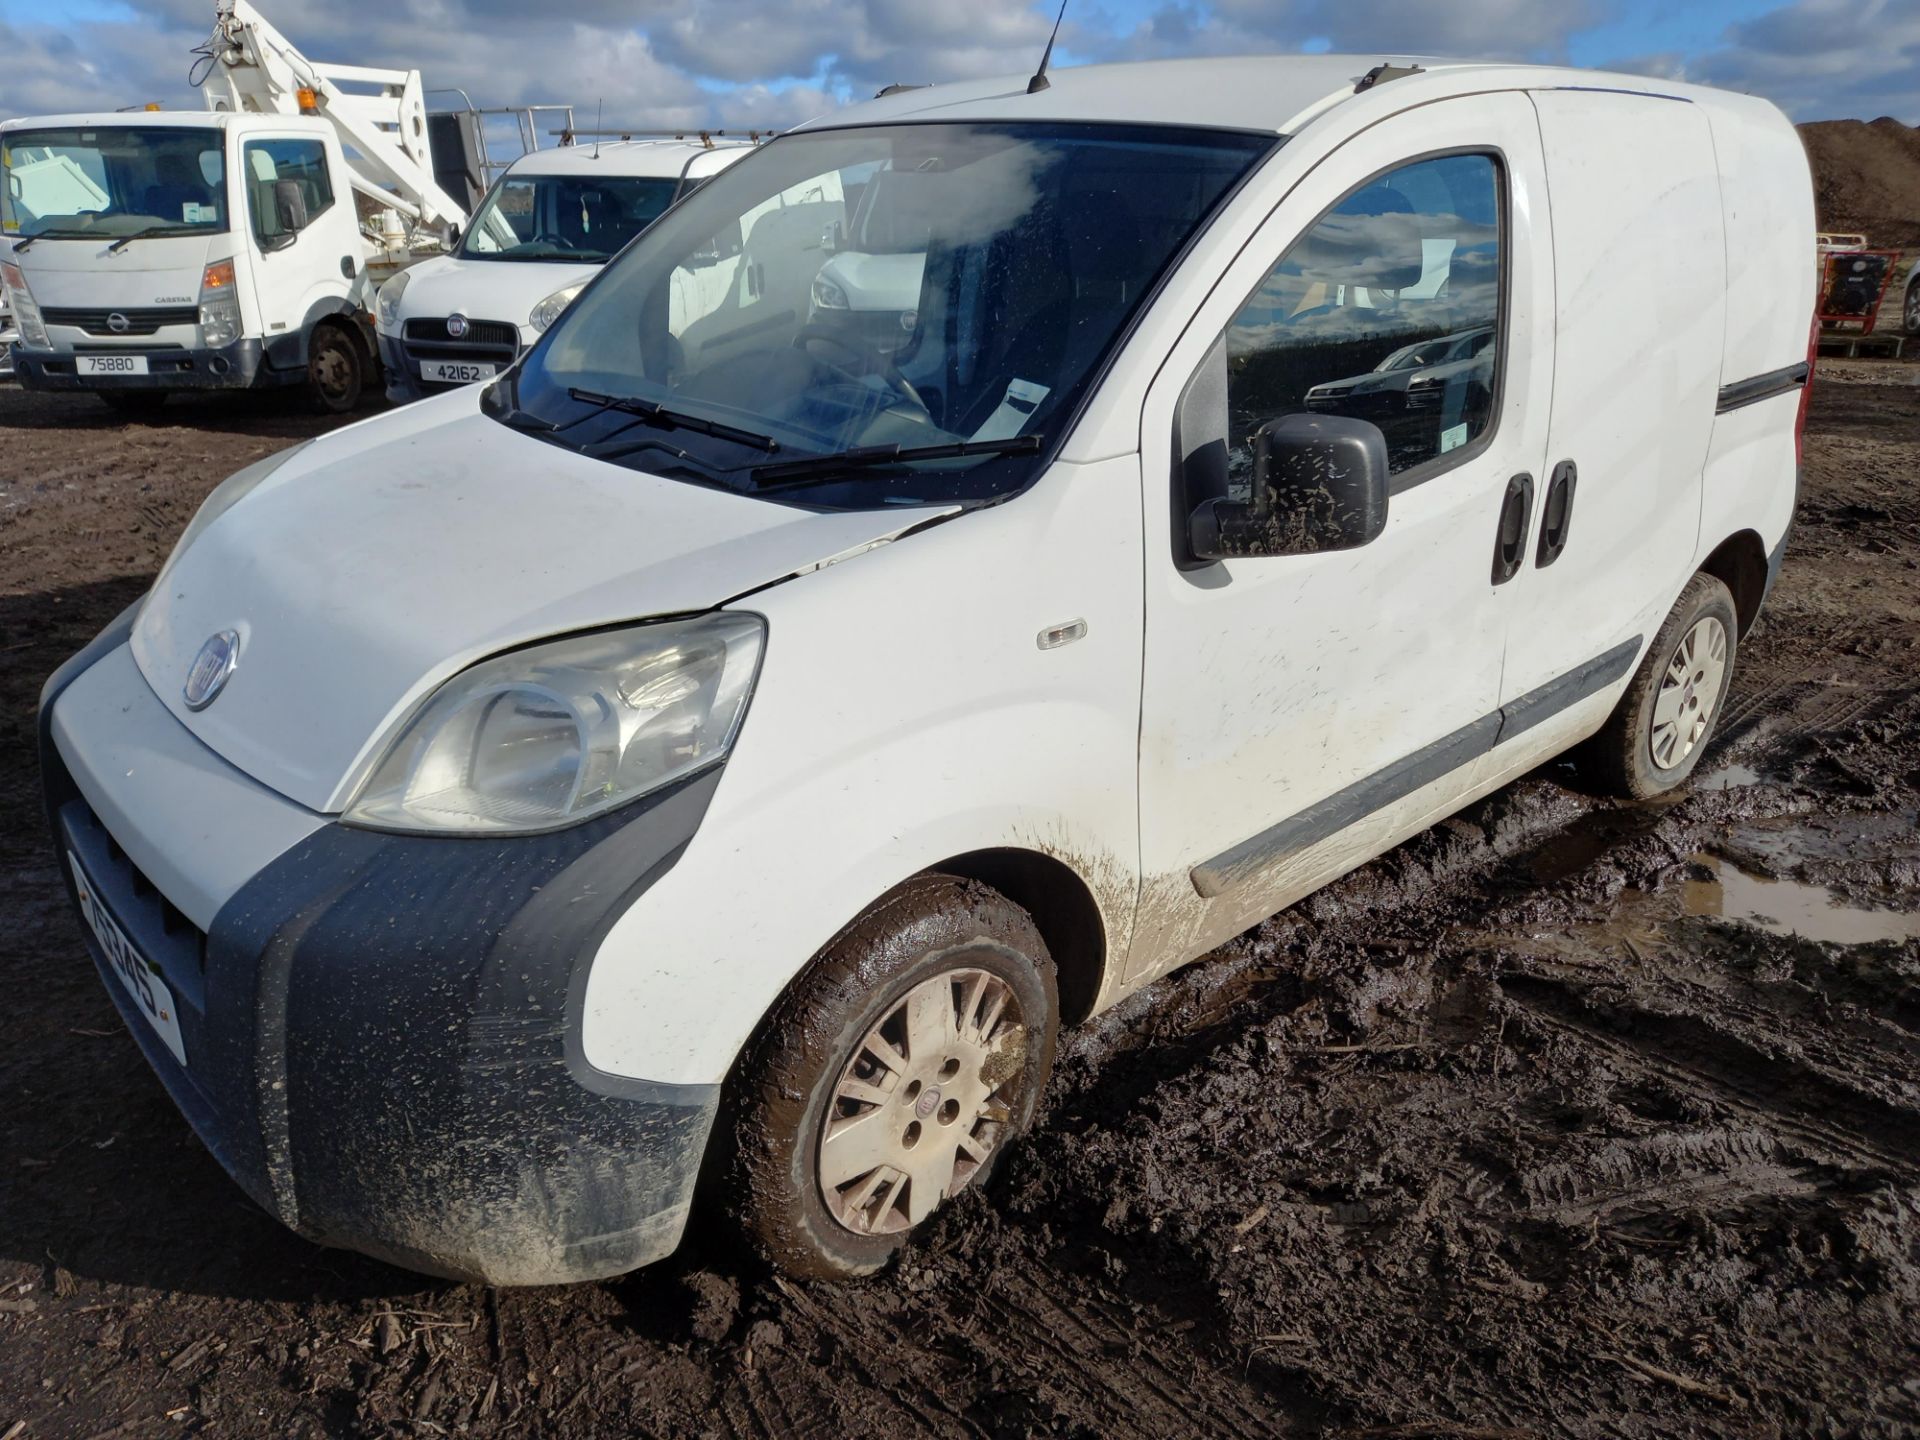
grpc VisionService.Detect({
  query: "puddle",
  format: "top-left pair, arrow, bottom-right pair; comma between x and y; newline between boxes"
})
1696,763 -> 1762,791
1684,853 -> 1920,945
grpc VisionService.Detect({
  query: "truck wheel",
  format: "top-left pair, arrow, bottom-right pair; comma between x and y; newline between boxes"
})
98,392 -> 167,419
724,874 -> 1058,1280
1904,278 -> 1920,337
306,323 -> 364,414
1574,573 -> 1739,799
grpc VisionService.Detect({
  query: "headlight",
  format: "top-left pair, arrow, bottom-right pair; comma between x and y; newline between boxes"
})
376,270 -> 410,332
343,614 -> 765,835
811,275 -> 849,311
1,260 -> 49,349
529,282 -> 585,334
198,259 -> 240,347
154,442 -> 311,593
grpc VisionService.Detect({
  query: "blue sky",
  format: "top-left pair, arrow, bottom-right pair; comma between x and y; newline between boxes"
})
1,0 -> 1914,131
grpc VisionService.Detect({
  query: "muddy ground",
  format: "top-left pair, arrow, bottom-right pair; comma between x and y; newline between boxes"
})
2,373 -> 1919,1439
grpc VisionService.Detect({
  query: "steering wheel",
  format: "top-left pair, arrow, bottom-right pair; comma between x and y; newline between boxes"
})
531,232 -> 578,250
791,323 -> 926,413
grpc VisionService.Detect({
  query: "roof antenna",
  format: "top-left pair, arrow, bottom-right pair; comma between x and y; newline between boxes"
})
592,99 -> 603,159
1027,0 -> 1067,94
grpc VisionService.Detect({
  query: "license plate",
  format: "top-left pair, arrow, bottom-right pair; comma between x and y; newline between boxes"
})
79,354 -> 150,376
420,359 -> 496,384
68,851 -> 187,1066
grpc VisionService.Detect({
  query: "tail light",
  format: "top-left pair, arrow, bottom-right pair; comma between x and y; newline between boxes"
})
1794,312 -> 1818,467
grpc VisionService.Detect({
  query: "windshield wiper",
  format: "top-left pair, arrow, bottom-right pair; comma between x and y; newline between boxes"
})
564,388 -> 779,453
748,434 -> 1043,489
107,225 -> 191,254
13,234 -> 39,254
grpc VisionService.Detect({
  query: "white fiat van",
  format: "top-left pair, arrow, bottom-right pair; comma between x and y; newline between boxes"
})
375,137 -> 753,403
41,57 -> 1815,1285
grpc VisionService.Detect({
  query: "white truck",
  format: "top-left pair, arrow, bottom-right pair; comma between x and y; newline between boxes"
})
41,55 -> 1814,1286
0,0 -> 469,413
377,136 -> 754,404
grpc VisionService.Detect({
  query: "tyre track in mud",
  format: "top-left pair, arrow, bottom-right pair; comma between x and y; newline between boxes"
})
2,377 -> 1919,1437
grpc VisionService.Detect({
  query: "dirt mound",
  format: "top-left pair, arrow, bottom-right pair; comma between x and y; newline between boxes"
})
1800,117 -> 1920,249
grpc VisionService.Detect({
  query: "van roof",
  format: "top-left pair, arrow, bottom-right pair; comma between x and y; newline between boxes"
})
503,137 -> 757,181
798,55 -> 1716,137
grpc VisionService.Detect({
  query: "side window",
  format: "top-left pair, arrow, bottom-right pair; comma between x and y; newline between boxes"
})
243,138 -> 334,246
1222,153 -> 1503,483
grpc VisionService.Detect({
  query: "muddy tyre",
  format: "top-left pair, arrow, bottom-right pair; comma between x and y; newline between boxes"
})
1905,277 -> 1920,338
306,323 -> 364,414
98,391 -> 167,419
723,874 -> 1057,1280
1575,573 -> 1739,799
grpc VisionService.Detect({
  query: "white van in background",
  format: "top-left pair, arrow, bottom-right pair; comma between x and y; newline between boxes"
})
376,138 -> 755,403
42,56 -> 1814,1287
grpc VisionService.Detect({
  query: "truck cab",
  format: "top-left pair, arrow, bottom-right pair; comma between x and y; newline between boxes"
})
375,138 -> 752,403
2,112 -> 376,413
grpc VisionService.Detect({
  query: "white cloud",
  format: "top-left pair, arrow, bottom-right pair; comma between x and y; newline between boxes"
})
1681,0 -> 1920,121
0,0 -> 1907,138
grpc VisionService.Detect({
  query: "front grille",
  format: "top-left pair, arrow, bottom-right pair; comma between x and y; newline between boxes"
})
405,316 -> 518,347
44,306 -> 199,337
401,316 -> 519,388
61,800 -> 209,1010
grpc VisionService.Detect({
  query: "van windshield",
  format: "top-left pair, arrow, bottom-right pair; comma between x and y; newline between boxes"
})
503,122 -> 1272,508
2,126 -> 228,239
459,173 -> 681,263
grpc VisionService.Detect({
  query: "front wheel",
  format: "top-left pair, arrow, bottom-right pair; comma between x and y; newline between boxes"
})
1573,572 -> 1739,799
723,875 -> 1058,1280
1904,277 -> 1920,337
306,323 -> 364,414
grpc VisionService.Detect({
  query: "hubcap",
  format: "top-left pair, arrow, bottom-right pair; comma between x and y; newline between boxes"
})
1649,615 -> 1728,770
313,342 -> 351,398
818,967 -> 1025,1236
1907,284 -> 1920,334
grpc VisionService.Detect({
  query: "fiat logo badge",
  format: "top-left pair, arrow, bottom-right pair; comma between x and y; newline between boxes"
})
446,313 -> 469,339
183,630 -> 240,710
107,312 -> 131,333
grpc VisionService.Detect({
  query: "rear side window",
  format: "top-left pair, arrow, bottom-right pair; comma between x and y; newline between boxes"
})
243,137 -> 334,245
1221,153 -> 1504,481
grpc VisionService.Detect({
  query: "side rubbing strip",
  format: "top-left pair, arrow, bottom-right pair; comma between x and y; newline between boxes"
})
1493,636 -> 1641,745
1189,715 -> 1498,900
1190,635 -> 1645,900
1716,362 -> 1810,415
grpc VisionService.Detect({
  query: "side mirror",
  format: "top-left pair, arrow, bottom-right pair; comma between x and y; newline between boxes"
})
1189,413 -> 1389,560
273,179 -> 309,235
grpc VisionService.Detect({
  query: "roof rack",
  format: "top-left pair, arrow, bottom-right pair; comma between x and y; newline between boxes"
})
1354,63 -> 1425,93
549,127 -> 777,149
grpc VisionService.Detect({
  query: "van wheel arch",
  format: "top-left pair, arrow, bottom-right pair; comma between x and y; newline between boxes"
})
1699,529 -> 1769,636
930,849 -> 1108,1024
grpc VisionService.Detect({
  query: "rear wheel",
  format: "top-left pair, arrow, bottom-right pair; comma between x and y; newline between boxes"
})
306,323 -> 364,414
724,875 -> 1058,1280
1573,572 -> 1739,799
97,391 -> 167,418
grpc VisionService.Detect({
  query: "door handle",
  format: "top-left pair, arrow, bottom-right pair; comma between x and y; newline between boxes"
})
1491,472 -> 1535,586
1535,461 -> 1578,568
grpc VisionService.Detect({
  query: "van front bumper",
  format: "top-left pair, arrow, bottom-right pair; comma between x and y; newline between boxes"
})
39,614 -> 723,1285
12,338 -> 286,393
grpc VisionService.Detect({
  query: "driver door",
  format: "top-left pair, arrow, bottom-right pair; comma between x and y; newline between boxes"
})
1128,94 -> 1556,982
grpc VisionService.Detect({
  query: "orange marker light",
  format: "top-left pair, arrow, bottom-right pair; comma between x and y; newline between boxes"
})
202,260 -> 236,291
296,87 -> 319,113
